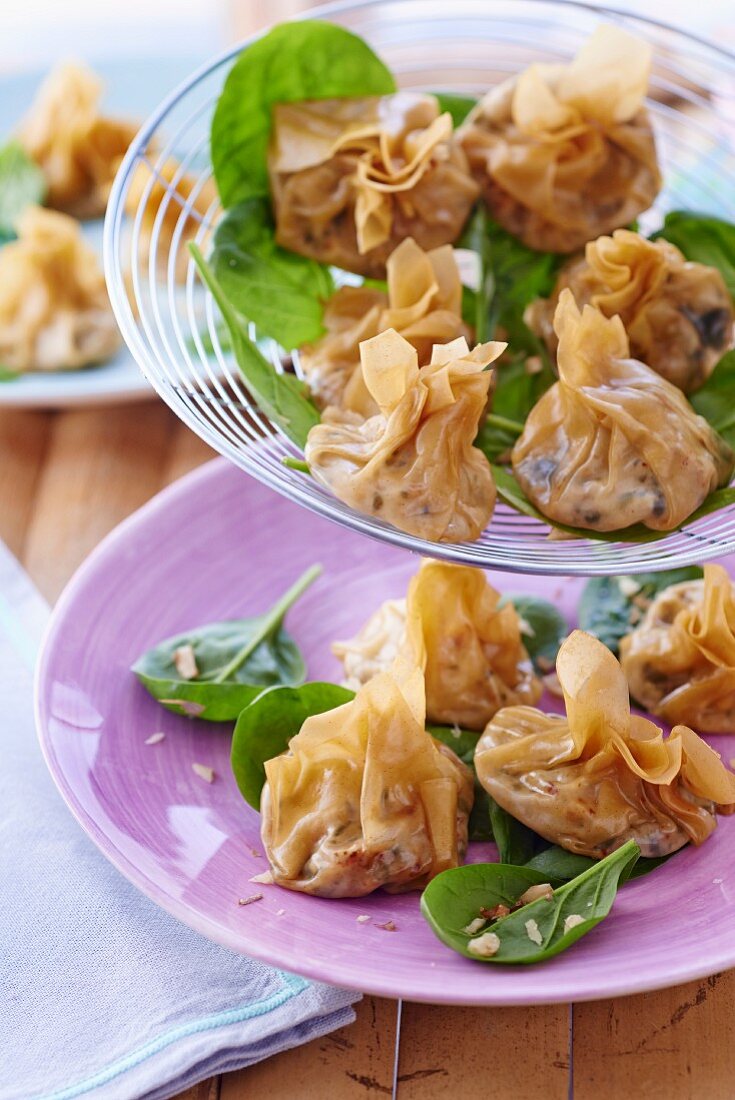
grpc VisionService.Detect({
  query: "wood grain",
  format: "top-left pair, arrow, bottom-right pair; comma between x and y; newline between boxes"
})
0,408 -> 53,560
220,996 -> 398,1099
397,1003 -> 570,1099
573,973 -> 735,1100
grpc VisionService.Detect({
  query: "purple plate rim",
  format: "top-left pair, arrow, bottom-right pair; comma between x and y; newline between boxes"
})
33,458 -> 735,1006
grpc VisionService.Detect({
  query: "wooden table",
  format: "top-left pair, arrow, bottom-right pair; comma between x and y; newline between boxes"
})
4,397 -> 735,1100
3,4 -> 734,1096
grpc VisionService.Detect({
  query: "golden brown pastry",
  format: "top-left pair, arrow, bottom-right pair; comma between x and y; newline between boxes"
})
18,62 -> 138,218
269,92 -> 478,276
261,660 -> 474,897
621,564 -> 735,733
124,158 -> 218,282
511,290 -> 734,532
0,206 -> 120,373
525,230 -> 734,393
300,237 -> 469,414
475,630 -> 735,858
459,25 -> 661,253
305,331 -> 503,542
333,560 -> 541,729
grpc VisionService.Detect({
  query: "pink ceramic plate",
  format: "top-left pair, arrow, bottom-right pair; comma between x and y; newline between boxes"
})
36,460 -> 735,1005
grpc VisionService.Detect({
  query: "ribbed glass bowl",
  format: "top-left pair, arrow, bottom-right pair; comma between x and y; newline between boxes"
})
104,0 -> 735,575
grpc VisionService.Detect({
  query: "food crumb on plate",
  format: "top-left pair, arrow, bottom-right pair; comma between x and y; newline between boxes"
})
356,914 -> 371,923
237,893 -> 263,907
377,920 -> 396,931
467,931 -> 500,958
276,908 -> 286,916
192,762 -> 215,783
173,643 -> 199,680
144,732 -> 165,745
525,919 -> 543,946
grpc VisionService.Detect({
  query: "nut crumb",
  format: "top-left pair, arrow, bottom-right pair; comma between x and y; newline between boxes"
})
173,644 -> 199,680
525,919 -> 543,946
377,920 -> 396,932
192,762 -> 215,783
276,908 -> 286,916
463,917 -> 487,935
563,914 -> 584,933
249,847 -> 263,859
518,883 -> 554,906
467,931 -> 500,958
356,914 -> 371,924
237,893 -> 263,907
144,732 -> 166,745
713,878 -> 724,885
481,903 -> 510,920
249,871 -> 273,885
618,576 -> 641,598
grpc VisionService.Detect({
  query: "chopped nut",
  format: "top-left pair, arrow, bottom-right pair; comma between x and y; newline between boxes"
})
276,908 -> 286,916
462,917 -> 487,936
617,576 -> 641,598
542,672 -> 564,698
237,893 -> 263,906
480,904 -> 510,920
173,643 -> 199,680
563,914 -> 585,933
525,919 -> 543,946
144,732 -> 166,745
192,762 -> 215,783
160,698 -> 206,718
249,846 -> 263,859
518,883 -> 554,906
467,931 -> 501,958
356,914 -> 371,924
377,920 -> 396,932
249,871 -> 273,885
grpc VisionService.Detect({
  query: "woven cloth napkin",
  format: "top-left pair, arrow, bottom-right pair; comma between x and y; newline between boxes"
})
0,542 -> 359,1100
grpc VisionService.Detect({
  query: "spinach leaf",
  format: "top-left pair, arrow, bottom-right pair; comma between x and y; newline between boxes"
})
651,211 -> 735,298
578,567 -> 704,654
493,465 -> 735,544
481,216 -> 561,348
433,92 -> 477,127
489,798 -> 538,865
500,595 -> 567,672
524,844 -> 672,882
231,681 -> 354,808
190,242 -> 320,447
476,357 -> 555,463
0,141 -> 46,240
210,199 -> 334,349
211,21 -> 396,209
468,783 -> 493,841
421,840 -> 640,964
427,723 -> 480,766
460,206 -> 493,343
133,564 -> 320,721
691,350 -> 735,449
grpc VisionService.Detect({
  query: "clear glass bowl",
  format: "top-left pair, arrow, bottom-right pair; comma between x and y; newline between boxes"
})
104,0 -> 735,575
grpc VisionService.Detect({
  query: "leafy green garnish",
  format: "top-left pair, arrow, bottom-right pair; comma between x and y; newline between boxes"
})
500,594 -> 568,672
133,564 -> 320,721
211,20 -> 396,209
489,798 -> 538,866
190,242 -> 320,447
691,350 -> 735,449
0,141 -> 46,241
578,568 -> 703,655
481,216 -> 561,349
210,199 -> 334,349
477,357 -> 555,463
231,681 -> 354,808
428,723 -> 480,766
433,92 -> 477,127
651,211 -> 735,298
523,844 -> 670,882
421,841 -> 640,964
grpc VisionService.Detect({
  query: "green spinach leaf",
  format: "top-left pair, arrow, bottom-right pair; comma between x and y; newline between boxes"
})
421,840 -> 640,964
210,199 -> 334,349
427,723 -> 480,766
500,595 -> 568,672
0,141 -> 46,240
211,21 -> 396,209
578,568 -> 703,654
433,92 -> 477,127
651,211 -> 735,298
489,798 -> 538,865
231,681 -> 354,808
476,357 -> 555,463
524,844 -> 672,882
691,350 -> 735,449
133,564 -> 320,721
190,242 -> 321,447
